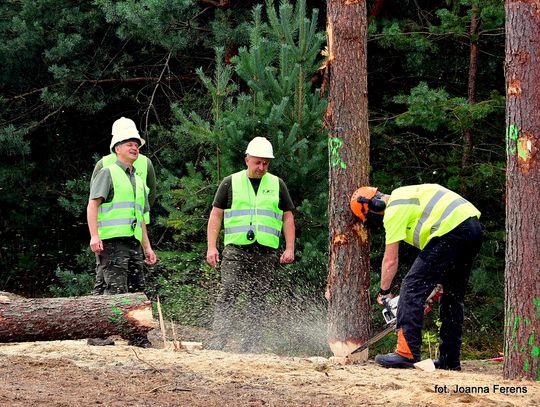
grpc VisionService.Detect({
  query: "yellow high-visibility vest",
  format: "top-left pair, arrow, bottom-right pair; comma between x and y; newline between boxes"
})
223,170 -> 283,249
384,184 -> 480,249
103,153 -> 150,224
97,164 -> 145,242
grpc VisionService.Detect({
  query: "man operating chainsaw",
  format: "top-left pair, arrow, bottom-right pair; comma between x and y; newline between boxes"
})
350,184 -> 483,370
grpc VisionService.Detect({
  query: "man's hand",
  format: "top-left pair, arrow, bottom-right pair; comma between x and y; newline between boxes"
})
144,247 -> 157,265
376,289 -> 395,306
89,236 -> 103,254
206,247 -> 220,268
280,248 -> 294,264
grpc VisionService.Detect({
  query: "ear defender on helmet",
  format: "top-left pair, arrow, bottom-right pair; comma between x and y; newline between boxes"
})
350,187 -> 386,223
368,192 -> 387,212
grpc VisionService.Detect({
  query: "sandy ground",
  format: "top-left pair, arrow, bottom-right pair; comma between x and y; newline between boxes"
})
0,328 -> 538,407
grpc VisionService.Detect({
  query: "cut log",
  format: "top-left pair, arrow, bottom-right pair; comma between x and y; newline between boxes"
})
0,292 -> 155,343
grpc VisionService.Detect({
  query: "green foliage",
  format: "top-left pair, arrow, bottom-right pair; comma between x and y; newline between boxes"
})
393,82 -> 459,132
48,267 -> 94,297
433,8 -> 469,35
95,0 -> 199,51
377,20 -> 436,53
0,125 -> 30,156
58,178 -> 91,217
421,319 -> 442,359
147,251 -> 217,326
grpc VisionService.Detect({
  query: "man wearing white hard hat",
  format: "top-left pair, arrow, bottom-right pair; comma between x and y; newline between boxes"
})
89,117 -> 157,295
87,117 -> 157,348
205,136 -> 296,352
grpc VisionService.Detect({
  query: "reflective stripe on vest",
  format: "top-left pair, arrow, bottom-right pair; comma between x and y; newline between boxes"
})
97,164 -> 145,242
98,201 -> 144,214
103,153 -> 150,224
385,184 -> 480,249
224,224 -> 282,236
223,170 -> 283,248
223,209 -> 283,221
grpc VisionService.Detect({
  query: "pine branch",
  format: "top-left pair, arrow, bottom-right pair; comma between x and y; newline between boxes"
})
6,75 -> 198,101
144,52 -> 172,144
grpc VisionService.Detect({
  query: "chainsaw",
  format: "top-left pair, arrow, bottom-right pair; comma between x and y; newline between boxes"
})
349,284 -> 443,356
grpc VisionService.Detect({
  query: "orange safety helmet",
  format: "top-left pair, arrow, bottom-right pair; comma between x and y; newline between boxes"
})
350,186 -> 380,223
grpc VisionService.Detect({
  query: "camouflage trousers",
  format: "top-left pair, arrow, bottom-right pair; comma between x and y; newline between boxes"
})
92,237 -> 145,295
210,244 -> 279,351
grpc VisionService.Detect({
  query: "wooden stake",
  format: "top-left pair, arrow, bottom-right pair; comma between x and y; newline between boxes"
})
156,295 -> 168,349
171,320 -> 180,351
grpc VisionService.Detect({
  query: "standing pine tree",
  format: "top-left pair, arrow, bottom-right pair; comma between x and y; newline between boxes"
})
504,0 -> 540,381
325,0 -> 371,359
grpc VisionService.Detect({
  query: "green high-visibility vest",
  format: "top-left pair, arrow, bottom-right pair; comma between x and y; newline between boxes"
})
103,153 -> 150,224
97,163 -> 145,242
383,184 -> 481,249
224,170 -> 283,249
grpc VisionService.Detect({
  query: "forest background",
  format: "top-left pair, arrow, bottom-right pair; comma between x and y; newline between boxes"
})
0,0 -> 505,358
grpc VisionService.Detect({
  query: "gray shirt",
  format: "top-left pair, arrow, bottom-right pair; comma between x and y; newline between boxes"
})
92,154 -> 156,207
89,160 -> 150,214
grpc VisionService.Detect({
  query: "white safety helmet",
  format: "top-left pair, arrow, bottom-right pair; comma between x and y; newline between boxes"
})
245,136 -> 274,158
109,117 -> 145,152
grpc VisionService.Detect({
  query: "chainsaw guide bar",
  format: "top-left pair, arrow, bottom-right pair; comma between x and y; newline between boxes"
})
350,323 -> 396,355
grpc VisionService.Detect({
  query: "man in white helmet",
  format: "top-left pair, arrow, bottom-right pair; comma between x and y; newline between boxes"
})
90,117 -> 157,295
205,136 -> 296,352
87,117 -> 157,348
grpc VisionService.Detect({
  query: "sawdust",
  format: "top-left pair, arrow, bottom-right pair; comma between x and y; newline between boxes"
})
0,330 -> 537,407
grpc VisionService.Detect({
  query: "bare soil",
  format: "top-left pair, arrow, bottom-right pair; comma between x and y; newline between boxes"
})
0,328 -> 537,407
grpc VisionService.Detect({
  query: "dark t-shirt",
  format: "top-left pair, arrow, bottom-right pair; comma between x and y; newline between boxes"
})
212,174 -> 295,212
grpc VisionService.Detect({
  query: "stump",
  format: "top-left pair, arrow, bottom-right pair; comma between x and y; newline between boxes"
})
0,292 -> 155,342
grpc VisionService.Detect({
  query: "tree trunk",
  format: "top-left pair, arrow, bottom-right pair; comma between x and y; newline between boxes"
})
325,0 -> 371,359
504,0 -> 540,381
0,292 -> 154,343
462,5 -> 479,172
368,0 -> 387,18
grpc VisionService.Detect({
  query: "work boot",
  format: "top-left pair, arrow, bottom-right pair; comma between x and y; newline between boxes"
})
128,336 -> 153,348
87,337 -> 115,346
433,357 -> 461,371
374,352 -> 417,369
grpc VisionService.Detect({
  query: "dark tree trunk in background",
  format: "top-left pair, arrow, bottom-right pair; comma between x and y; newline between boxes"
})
0,292 -> 154,343
462,4 -> 479,172
504,0 -> 540,381
368,0 -> 387,18
325,0 -> 371,359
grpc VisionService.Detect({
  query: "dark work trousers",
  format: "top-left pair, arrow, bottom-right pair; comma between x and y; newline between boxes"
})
92,253 -> 107,295
396,217 -> 483,362
95,237 -> 145,294
210,243 -> 279,351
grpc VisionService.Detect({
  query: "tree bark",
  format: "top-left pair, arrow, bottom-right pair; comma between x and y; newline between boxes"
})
0,292 -> 154,343
504,0 -> 540,381
325,0 -> 371,359
462,5 -> 479,172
